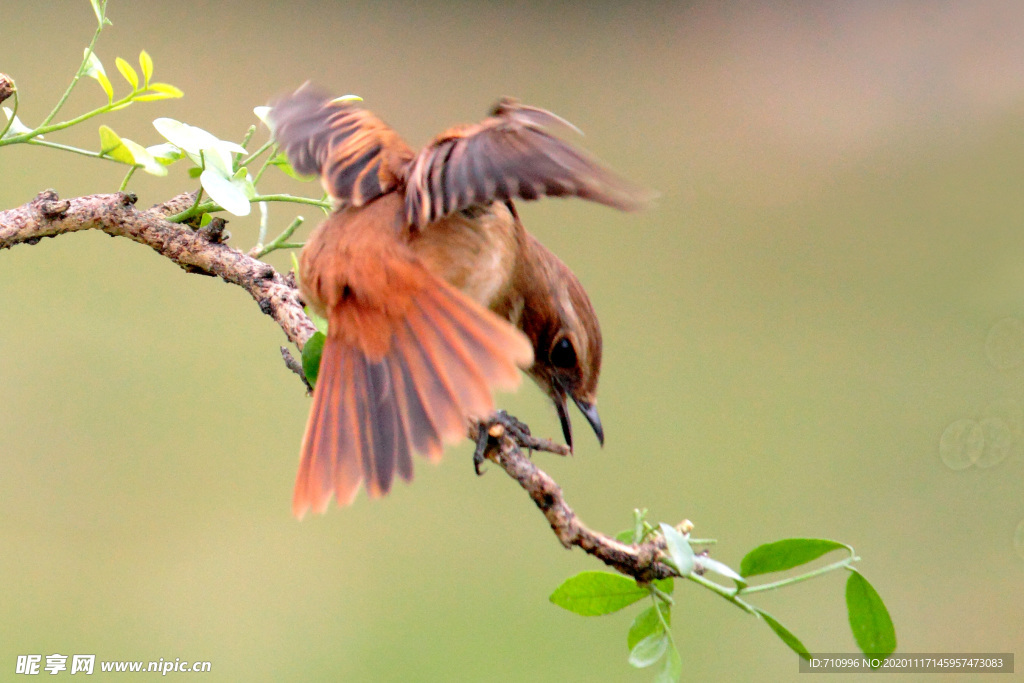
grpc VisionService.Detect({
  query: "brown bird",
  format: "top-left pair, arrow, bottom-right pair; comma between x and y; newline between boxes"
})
271,87 -> 646,517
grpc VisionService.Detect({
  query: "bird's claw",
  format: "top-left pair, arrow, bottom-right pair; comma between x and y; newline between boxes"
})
472,410 -> 536,475
473,423 -> 490,475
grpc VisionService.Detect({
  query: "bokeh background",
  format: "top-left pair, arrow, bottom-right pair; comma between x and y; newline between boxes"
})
3,1 -> 1024,680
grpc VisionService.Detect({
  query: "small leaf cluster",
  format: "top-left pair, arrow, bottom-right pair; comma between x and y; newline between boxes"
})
1,0 -> 183,189
1,47 -> 181,169
549,510 -> 896,682
152,118 -> 253,215
83,49 -> 183,108
89,50 -> 183,178
2,0 -> 333,261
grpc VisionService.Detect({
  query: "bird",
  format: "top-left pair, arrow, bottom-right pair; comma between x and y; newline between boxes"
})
271,86 -> 647,517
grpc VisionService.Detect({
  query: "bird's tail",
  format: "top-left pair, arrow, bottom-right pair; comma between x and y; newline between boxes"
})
293,271 -> 533,518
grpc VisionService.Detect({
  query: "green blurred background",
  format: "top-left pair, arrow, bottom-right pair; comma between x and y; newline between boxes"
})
3,1 -> 1024,680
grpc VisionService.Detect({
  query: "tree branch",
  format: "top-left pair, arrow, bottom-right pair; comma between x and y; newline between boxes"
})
0,189 -> 675,584
474,415 -> 675,583
0,190 -> 316,349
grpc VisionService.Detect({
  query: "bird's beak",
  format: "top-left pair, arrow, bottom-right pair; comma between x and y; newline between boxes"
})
555,395 -> 575,452
571,395 -> 604,447
554,383 -> 605,451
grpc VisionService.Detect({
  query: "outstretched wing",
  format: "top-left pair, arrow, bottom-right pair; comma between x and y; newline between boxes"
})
404,97 -> 650,228
270,85 -> 414,207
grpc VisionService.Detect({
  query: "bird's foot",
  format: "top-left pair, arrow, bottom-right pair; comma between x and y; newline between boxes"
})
472,411 -> 570,475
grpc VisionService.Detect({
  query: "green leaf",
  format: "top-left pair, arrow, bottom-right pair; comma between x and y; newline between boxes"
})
145,142 -> 185,165
651,576 -> 674,595
301,332 -> 325,387
846,571 -> 896,659
253,106 -> 272,127
199,213 -> 213,228
756,609 -> 810,660
115,57 -> 139,90
96,71 -> 113,101
97,125 -> 133,164
660,523 -> 695,576
135,82 -> 184,101
628,603 -> 670,651
139,50 -> 153,87
154,118 -> 209,153
549,571 -> 649,616
628,631 -> 669,668
304,307 -> 328,335
699,556 -> 746,588
3,107 -> 34,137
740,538 -> 848,578
188,167 -> 203,179
121,138 -> 167,176
269,151 -> 313,180
231,167 -> 257,199
82,50 -> 105,78
200,169 -> 251,216
655,644 -> 682,683
97,125 -> 166,176
83,50 -> 114,102
203,147 -> 232,177
633,509 -> 647,544
614,529 -> 634,543
149,82 -> 184,97
89,0 -> 103,26
153,118 -> 244,174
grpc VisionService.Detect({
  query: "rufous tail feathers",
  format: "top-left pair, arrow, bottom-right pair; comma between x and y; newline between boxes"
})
293,274 -> 533,518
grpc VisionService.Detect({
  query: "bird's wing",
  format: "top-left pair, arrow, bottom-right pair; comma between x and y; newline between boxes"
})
404,98 -> 650,228
270,85 -> 414,207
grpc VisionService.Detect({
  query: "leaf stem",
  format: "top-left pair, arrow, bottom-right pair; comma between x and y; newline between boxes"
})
687,574 -> 759,615
651,594 -> 677,647
649,585 -> 674,606
737,557 -> 859,595
1,90 -> 18,140
167,200 -> 221,224
24,138 -> 107,159
239,124 -> 256,151
4,94 -> 137,146
41,1 -> 108,127
251,194 -> 331,210
239,138 -> 275,168
255,216 -> 305,258
255,203 -> 270,251
234,124 -> 257,172
167,196 -> 328,224
119,165 -> 137,191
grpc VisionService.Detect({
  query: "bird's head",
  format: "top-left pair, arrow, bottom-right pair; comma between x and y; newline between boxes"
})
519,237 -> 604,451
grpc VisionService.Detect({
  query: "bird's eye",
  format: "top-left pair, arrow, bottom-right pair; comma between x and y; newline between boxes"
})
549,337 -> 577,369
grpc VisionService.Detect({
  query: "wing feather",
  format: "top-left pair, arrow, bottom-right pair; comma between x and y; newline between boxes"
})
271,85 -> 414,207
405,98 -> 650,227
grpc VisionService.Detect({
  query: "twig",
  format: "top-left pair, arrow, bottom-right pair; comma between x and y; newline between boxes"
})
280,346 -> 312,393
475,413 -> 675,583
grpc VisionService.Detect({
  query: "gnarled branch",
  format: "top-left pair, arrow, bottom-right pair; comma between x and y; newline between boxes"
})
0,190 -> 316,348
0,189 -> 675,583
